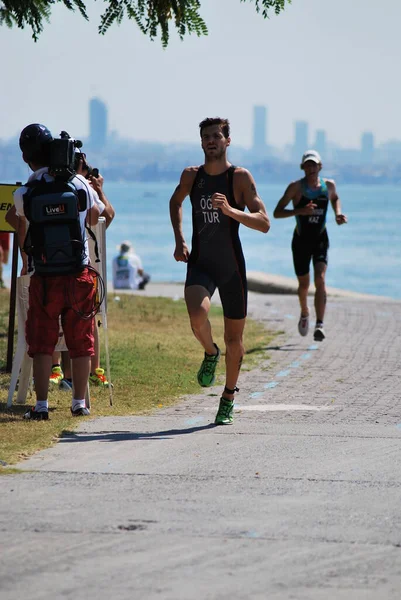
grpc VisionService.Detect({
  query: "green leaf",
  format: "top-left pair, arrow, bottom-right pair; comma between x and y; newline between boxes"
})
0,0 -> 290,43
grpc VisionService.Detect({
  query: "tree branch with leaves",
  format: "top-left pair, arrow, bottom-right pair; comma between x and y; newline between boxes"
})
0,0 -> 291,44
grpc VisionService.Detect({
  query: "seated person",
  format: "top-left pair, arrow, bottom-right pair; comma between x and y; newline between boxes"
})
112,241 -> 150,290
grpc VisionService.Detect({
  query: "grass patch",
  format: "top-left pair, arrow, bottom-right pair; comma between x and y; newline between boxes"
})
0,290 -> 276,468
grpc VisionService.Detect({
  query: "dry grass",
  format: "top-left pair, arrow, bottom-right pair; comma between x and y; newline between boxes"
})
0,290 -> 276,468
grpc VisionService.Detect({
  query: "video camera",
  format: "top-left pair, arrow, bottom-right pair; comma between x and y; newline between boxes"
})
49,131 -> 98,180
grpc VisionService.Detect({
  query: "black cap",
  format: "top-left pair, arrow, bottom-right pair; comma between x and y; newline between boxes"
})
19,123 -> 53,160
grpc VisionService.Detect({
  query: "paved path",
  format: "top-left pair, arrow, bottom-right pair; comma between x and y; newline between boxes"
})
2,285 -> 401,600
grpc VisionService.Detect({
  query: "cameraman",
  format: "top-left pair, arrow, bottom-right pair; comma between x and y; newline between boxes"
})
13,123 -> 101,420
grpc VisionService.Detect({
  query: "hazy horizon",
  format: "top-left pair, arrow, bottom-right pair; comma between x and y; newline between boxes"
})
1,0 -> 400,149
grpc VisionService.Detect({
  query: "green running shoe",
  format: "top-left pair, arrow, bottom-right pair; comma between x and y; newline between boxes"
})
214,397 -> 234,425
49,365 -> 64,386
197,344 -> 220,387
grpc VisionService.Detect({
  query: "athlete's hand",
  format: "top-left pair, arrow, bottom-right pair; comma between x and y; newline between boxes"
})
211,193 -> 231,215
335,214 -> 347,225
174,241 -> 189,263
297,201 -> 317,216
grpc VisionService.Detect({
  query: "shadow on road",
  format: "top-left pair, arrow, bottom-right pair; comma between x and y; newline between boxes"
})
246,343 -> 299,354
59,422 -> 218,443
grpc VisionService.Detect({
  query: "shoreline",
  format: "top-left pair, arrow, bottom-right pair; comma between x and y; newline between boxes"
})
109,272 -> 399,303
5,271 -> 397,304
246,271 -> 398,302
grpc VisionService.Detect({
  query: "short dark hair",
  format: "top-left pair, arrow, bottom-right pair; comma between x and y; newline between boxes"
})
23,147 -> 51,166
199,117 -> 230,139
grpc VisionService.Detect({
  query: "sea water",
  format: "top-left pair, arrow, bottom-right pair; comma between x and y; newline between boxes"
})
4,181 -> 400,300
102,181 -> 401,300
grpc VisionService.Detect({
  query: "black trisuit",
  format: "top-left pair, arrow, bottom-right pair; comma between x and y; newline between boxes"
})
292,177 -> 330,277
185,165 -> 247,319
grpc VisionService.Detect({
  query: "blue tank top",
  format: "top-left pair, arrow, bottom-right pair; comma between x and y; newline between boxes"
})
294,177 -> 329,238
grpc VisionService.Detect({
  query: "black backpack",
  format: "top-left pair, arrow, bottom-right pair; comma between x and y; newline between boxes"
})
23,176 -> 89,276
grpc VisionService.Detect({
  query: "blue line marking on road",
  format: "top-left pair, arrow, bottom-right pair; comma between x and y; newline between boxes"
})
396,424 -> 401,431
264,381 -> 279,389
301,353 -> 311,360
243,530 -> 260,538
277,370 -> 291,377
308,344 -> 319,350
290,361 -> 301,368
249,392 -> 264,399
186,417 -> 205,425
285,314 -> 295,319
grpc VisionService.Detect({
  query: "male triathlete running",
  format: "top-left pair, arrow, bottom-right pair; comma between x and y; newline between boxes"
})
273,150 -> 347,341
169,117 -> 270,425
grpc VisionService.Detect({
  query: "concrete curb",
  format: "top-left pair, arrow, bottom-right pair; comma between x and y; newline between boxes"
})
108,273 -> 398,304
246,270 -> 397,302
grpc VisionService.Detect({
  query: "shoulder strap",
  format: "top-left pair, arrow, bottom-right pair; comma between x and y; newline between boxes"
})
86,225 -> 100,263
24,174 -> 48,189
189,166 -> 203,196
227,165 -> 239,208
227,164 -> 236,191
320,178 -> 329,195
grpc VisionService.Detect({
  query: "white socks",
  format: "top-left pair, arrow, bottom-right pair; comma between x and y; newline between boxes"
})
35,400 -> 48,412
72,399 -> 86,411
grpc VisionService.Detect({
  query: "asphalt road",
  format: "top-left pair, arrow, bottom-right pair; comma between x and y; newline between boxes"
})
1,284 -> 401,600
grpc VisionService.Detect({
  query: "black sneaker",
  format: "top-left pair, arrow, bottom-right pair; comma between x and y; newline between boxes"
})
24,407 -> 49,421
313,324 -> 326,342
71,406 -> 90,417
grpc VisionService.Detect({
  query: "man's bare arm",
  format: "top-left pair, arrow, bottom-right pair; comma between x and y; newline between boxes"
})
89,173 -> 115,229
327,180 -> 347,225
211,169 -> 269,233
273,182 -> 299,218
169,168 -> 197,261
5,205 -> 18,231
273,181 -> 317,218
16,214 -> 28,274
87,202 -> 101,228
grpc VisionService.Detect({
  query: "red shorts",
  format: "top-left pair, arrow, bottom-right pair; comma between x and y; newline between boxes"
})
0,232 -> 10,251
26,269 -> 96,358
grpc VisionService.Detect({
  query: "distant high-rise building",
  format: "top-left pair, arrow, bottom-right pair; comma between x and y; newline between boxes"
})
252,106 -> 268,153
293,121 -> 308,161
314,129 -> 327,158
89,97 -> 108,149
360,131 -> 374,163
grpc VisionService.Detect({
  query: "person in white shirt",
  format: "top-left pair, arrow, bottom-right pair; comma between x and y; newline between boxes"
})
112,241 -> 150,290
13,123 -> 101,420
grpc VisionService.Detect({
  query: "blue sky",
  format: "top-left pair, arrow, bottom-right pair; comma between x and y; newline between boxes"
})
1,0 -> 400,149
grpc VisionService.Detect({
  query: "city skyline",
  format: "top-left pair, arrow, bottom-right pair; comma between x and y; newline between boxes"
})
1,93 -> 399,170
2,94 -> 400,177
1,90 -> 398,167
250,105 -> 382,164
0,94 -> 397,159
1,0 -> 401,150
86,97 -> 400,166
